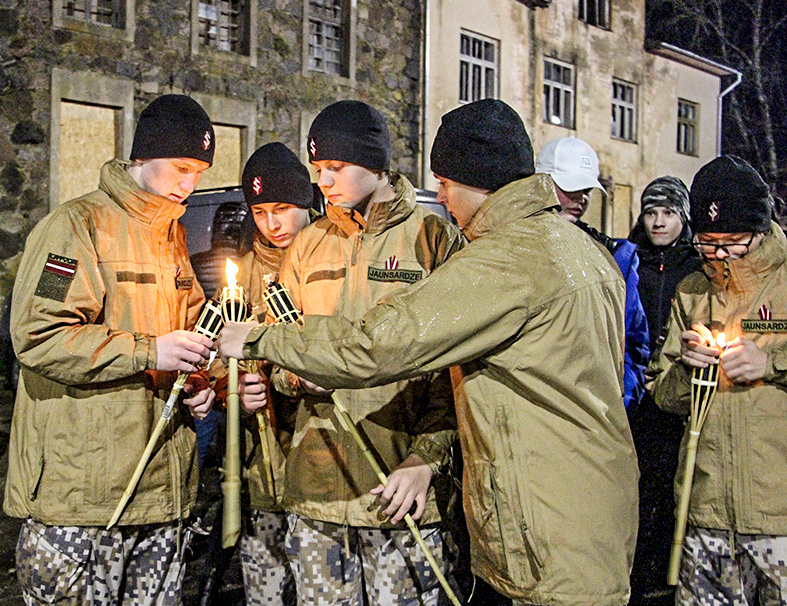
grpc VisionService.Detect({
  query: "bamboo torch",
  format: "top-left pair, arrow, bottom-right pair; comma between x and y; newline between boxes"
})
220,259 -> 248,548
245,357 -> 275,499
261,280 -> 463,606
107,299 -> 224,529
667,331 -> 725,585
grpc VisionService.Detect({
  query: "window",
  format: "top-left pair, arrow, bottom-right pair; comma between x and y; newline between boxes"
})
677,100 -> 699,156
543,58 -> 574,128
53,0 -> 134,40
459,32 -> 499,103
308,0 -> 347,76
611,79 -> 637,142
60,0 -> 124,28
578,0 -> 610,28
197,0 -> 250,54
49,68 -> 135,209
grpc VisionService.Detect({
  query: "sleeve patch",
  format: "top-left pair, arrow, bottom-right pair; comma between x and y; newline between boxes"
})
35,254 -> 79,302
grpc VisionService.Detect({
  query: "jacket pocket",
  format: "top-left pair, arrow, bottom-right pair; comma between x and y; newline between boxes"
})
493,404 -> 545,584
745,406 -> 787,518
464,405 -> 543,590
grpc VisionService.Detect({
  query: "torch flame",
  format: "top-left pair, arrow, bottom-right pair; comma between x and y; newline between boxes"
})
225,259 -> 239,290
716,332 -> 727,350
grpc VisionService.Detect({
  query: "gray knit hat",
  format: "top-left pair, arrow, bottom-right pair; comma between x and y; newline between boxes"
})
640,176 -> 690,225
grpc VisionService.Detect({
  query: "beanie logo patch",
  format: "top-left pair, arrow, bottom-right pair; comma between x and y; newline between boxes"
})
385,255 -> 399,270
709,202 -> 720,222
202,131 -> 212,151
252,176 -> 262,196
309,138 -> 317,157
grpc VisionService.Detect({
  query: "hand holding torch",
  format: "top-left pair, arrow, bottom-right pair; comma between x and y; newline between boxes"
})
107,299 -> 224,529
667,331 -> 725,585
261,279 -> 464,606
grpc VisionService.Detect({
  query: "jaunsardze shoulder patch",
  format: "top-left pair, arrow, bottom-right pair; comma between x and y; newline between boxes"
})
741,319 -> 787,332
35,253 -> 78,302
367,266 -> 423,284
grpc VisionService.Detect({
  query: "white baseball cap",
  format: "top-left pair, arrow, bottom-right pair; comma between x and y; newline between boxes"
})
535,137 -> 606,194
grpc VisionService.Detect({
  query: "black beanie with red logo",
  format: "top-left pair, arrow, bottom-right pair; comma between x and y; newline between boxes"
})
690,155 -> 772,234
242,142 -> 314,209
131,95 -> 215,166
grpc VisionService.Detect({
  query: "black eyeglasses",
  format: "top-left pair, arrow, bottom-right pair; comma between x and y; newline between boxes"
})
692,233 -> 756,255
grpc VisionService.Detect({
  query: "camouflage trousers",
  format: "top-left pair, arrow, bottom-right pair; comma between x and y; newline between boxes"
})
677,525 -> 787,605
238,509 -> 296,605
15,518 -> 188,606
284,513 -> 448,606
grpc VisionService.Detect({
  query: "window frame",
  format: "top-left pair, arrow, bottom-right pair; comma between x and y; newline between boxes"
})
52,0 -> 135,42
49,68 -> 135,210
677,99 -> 699,157
542,57 -> 575,129
458,30 -> 500,104
578,0 -> 610,29
190,0 -> 257,66
304,0 -> 355,82
611,78 -> 637,143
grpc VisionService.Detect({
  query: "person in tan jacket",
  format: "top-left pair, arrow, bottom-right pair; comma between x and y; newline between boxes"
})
259,101 -> 463,605
213,142 -> 318,605
219,99 -> 639,606
5,95 -> 217,605
648,156 -> 787,605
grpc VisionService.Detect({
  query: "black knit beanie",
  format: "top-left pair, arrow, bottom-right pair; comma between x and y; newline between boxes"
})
640,176 -> 690,226
307,100 -> 391,171
242,143 -> 314,209
690,155 -> 771,234
430,99 -> 534,191
131,95 -> 215,165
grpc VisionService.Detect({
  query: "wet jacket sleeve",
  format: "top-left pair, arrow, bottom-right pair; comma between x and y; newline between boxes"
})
10,207 -> 155,385
646,296 -> 692,415
242,234 -> 534,390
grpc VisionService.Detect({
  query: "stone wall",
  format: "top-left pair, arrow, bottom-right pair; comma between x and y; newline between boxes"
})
0,0 -> 424,309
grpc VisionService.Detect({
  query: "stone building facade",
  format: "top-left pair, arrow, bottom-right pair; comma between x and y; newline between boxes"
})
0,0 -> 424,305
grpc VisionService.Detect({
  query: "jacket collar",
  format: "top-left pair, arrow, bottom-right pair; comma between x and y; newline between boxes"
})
702,223 -> 787,294
99,159 -> 187,229
252,233 -> 286,268
462,173 -> 560,242
325,172 -> 417,237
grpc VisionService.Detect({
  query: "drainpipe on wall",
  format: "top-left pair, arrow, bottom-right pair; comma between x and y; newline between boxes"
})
717,70 -> 742,156
420,0 -> 431,188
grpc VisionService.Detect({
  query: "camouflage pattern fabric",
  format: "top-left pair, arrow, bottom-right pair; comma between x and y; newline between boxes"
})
284,514 -> 447,605
15,518 -> 187,605
238,509 -> 295,605
678,525 -> 787,605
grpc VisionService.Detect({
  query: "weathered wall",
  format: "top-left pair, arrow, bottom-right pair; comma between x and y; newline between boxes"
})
427,0 -> 724,237
0,0 -> 424,304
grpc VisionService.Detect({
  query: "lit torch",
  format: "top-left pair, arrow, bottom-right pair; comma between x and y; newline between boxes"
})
220,259 -> 247,548
668,331 -> 725,585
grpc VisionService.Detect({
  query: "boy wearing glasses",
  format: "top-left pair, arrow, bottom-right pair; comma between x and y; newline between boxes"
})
648,155 -> 787,604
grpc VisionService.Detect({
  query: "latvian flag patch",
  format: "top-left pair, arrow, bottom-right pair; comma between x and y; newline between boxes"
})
35,253 -> 79,302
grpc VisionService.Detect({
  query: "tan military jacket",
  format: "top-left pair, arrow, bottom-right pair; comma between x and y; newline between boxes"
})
5,159 -> 204,526
649,223 -> 787,535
